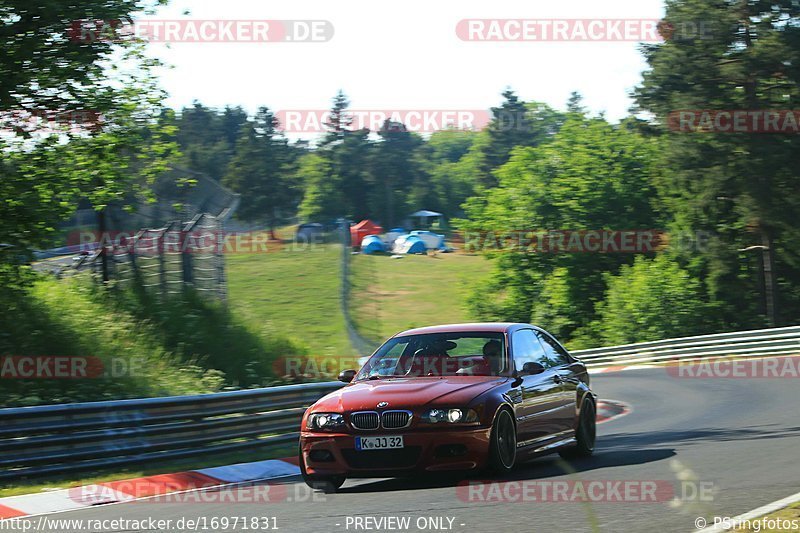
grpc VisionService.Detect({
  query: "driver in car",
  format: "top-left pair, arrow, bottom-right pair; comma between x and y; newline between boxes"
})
481,339 -> 503,374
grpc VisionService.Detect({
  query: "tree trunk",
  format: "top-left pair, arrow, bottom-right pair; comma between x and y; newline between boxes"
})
761,230 -> 778,327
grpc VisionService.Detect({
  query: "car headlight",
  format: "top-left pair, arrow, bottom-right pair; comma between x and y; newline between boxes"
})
307,412 -> 345,430
422,408 -> 479,424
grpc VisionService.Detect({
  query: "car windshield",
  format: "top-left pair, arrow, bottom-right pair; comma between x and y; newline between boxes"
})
355,332 -> 507,380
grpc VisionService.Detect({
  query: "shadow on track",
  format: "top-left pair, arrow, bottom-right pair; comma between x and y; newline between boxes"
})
337,447 -> 676,494
600,424 -> 800,448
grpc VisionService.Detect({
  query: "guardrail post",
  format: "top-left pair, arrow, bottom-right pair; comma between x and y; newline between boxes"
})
158,228 -> 167,298
182,232 -> 193,285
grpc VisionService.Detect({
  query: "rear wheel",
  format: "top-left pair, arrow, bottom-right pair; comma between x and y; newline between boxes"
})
299,445 -> 346,493
559,398 -> 596,459
488,409 -> 517,474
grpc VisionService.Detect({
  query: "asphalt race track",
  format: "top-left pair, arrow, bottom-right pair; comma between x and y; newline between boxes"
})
6,368 -> 800,533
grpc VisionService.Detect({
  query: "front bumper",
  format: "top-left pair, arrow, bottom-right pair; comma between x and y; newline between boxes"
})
300,426 -> 492,477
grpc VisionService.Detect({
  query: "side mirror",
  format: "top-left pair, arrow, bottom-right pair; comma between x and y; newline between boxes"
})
338,369 -> 356,383
521,362 -> 546,376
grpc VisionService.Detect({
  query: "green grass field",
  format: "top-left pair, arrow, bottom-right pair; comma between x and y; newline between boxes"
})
350,252 -> 494,341
225,239 -> 494,357
226,242 -> 354,358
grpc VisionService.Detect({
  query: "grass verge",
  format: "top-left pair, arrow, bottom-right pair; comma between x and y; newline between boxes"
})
0,269 -> 308,406
226,242 -> 353,359
0,277 -> 227,407
739,501 -> 800,532
349,252 -> 493,340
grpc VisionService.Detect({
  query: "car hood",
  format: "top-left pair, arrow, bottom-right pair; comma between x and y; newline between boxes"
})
313,376 -> 507,412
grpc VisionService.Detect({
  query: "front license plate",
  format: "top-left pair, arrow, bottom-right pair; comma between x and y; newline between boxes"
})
355,436 -> 404,451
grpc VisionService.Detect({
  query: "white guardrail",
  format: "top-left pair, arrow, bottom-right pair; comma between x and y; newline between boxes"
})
571,325 -> 800,368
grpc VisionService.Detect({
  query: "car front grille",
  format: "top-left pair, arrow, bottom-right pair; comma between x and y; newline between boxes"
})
350,410 -> 412,430
381,410 -> 412,429
350,411 -> 380,430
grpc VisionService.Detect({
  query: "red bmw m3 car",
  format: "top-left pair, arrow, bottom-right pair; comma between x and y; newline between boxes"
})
299,323 -> 596,491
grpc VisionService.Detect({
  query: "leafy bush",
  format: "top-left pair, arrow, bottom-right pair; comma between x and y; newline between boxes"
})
580,255 -> 716,348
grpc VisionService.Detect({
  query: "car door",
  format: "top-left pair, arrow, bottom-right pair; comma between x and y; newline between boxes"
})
509,329 -> 564,448
536,330 -> 581,435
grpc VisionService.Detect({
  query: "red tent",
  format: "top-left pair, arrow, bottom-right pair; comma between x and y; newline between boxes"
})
350,220 -> 383,247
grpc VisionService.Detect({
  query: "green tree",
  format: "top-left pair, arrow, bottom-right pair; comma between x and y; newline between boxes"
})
0,0 -> 180,285
566,91 -> 587,114
426,129 -> 477,164
296,91 -> 373,222
478,90 -> 564,187
635,0 -> 800,328
175,103 -> 247,180
369,120 -> 425,227
321,90 -> 353,146
586,255 -> 715,347
297,153 -> 343,222
330,128 -> 372,221
223,108 -> 299,237
411,129 -> 480,219
463,114 -> 663,341
0,0 -> 167,114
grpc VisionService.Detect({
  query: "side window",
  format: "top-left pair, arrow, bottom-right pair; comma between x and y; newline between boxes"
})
536,332 -> 571,367
511,329 -> 547,371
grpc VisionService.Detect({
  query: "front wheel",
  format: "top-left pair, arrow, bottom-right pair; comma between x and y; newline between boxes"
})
559,398 -> 596,459
299,445 -> 346,493
488,409 -> 517,474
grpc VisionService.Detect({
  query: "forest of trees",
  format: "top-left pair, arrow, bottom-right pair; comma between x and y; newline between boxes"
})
3,0 -> 800,349
165,90 -> 526,230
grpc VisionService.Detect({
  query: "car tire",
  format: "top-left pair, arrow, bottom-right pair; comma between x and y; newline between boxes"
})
559,398 -> 596,459
488,409 -> 517,474
299,445 -> 346,493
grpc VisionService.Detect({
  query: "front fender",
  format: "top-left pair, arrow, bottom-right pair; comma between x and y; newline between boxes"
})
471,382 -> 517,428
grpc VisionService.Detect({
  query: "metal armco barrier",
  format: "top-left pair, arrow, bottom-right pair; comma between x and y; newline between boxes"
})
572,325 -> 800,367
1,326 -> 798,482
0,382 -> 343,482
